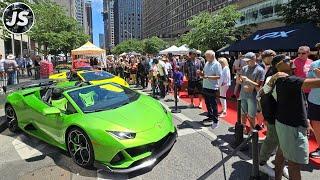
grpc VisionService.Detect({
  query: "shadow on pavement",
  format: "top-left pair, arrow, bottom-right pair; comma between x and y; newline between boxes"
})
177,120 -> 203,130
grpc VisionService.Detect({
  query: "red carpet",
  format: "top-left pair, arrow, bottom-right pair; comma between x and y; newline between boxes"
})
174,80 -> 320,167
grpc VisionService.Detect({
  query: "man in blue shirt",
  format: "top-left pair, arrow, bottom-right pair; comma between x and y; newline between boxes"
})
308,59 -> 320,158
202,50 -> 222,128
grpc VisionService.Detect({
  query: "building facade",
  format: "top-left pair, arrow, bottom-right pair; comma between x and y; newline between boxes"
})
142,0 -> 289,40
85,0 -> 93,41
114,0 -> 142,44
52,0 -> 76,18
103,0 -> 116,50
99,34 -> 105,49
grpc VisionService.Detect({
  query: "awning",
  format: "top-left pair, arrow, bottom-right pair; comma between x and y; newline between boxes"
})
220,23 -> 320,52
71,41 -> 106,55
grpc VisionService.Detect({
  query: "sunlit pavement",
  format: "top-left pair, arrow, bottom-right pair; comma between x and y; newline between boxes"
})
0,81 -> 319,180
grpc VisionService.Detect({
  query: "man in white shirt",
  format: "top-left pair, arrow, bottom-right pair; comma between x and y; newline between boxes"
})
157,57 -> 167,98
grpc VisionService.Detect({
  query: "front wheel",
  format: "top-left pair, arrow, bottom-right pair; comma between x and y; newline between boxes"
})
5,105 -> 19,132
67,128 -> 94,168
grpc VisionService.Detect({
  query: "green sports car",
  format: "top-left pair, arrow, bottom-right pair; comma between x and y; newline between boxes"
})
5,82 -> 177,173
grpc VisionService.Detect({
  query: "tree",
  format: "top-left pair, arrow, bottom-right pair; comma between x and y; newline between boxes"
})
27,1 -> 89,55
143,36 -> 168,55
278,0 -> 320,25
179,5 -> 241,52
111,39 -> 144,55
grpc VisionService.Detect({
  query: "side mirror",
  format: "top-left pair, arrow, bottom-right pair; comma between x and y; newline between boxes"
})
42,107 -> 61,116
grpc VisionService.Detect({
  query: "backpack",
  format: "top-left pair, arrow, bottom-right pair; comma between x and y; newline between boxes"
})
259,85 -> 277,123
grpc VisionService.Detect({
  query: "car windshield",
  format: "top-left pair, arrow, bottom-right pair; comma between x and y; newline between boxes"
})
80,71 -> 114,81
67,83 -> 139,113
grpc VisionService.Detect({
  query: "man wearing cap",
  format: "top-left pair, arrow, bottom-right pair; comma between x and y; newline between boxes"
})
184,49 -> 204,108
262,54 -> 320,180
237,52 -> 264,134
4,54 -> 19,85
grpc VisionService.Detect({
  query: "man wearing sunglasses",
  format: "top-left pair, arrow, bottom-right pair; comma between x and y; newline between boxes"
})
293,46 -> 313,97
263,55 -> 320,180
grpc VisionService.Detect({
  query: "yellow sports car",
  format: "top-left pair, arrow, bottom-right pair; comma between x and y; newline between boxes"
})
49,70 -> 129,87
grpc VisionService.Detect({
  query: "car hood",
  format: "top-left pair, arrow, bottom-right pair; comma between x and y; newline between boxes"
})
90,76 -> 129,87
85,96 -> 167,133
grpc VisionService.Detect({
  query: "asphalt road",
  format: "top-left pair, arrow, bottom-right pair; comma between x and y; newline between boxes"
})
0,84 -> 319,180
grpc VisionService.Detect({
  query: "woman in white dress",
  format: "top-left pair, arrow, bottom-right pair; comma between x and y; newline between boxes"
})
218,57 -> 231,117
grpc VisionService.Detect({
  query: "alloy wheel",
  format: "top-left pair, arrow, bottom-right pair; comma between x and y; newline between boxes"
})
67,129 -> 92,167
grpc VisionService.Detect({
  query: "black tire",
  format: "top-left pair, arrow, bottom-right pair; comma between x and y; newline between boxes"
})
5,104 -> 19,133
66,127 -> 94,168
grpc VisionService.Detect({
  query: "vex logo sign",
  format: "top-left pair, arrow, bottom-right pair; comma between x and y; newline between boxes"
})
253,30 -> 296,40
2,2 -> 35,34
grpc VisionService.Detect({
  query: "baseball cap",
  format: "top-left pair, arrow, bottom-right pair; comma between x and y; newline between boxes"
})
242,52 -> 256,61
271,54 -> 287,67
261,49 -> 276,58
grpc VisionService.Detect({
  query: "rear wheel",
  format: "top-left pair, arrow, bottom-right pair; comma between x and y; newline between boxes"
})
67,127 -> 94,168
5,105 -> 19,132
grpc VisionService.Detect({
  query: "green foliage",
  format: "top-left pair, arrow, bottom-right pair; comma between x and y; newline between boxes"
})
111,39 -> 144,55
27,1 -> 89,55
180,5 -> 241,52
278,0 -> 320,25
143,36 -> 168,55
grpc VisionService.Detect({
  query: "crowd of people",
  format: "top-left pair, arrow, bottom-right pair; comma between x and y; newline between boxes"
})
102,45 -> 320,180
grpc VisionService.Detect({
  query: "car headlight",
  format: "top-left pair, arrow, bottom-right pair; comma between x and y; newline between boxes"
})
107,131 -> 136,140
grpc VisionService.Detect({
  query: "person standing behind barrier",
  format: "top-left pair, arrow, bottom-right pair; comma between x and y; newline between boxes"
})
237,52 -> 264,134
293,46 -> 313,97
26,56 -> 33,77
157,57 -> 167,99
4,54 -> 19,85
173,66 -> 183,98
184,49 -> 204,108
0,53 -> 6,94
218,57 -> 231,118
307,59 -> 320,158
202,50 -> 222,128
232,54 -> 246,98
265,55 -> 320,180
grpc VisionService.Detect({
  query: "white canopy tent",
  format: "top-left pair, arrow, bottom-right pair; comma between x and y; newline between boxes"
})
175,44 -> 189,55
159,45 -> 180,55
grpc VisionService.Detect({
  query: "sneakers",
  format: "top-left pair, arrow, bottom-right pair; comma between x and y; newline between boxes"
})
211,122 -> 219,129
282,166 -> 289,179
259,163 -> 274,178
310,148 -> 320,159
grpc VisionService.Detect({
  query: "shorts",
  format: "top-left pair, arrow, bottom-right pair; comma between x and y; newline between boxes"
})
308,101 -> 320,121
240,97 -> 257,118
275,121 -> 309,164
188,80 -> 202,96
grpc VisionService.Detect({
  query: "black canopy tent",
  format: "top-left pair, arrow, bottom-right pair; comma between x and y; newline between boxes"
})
220,23 -> 320,52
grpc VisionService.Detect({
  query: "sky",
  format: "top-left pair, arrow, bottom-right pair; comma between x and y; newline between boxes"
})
91,0 -> 104,46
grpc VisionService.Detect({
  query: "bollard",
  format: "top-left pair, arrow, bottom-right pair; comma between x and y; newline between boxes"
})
250,130 -> 260,180
171,84 -> 181,113
234,99 -> 244,147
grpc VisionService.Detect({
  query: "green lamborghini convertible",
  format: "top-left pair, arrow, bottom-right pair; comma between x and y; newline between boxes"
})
5,82 -> 177,173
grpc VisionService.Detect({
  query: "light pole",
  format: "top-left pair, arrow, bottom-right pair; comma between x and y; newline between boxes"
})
124,30 -> 133,40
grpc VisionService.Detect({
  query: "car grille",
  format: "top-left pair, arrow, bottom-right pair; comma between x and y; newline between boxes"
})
126,133 -> 172,157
